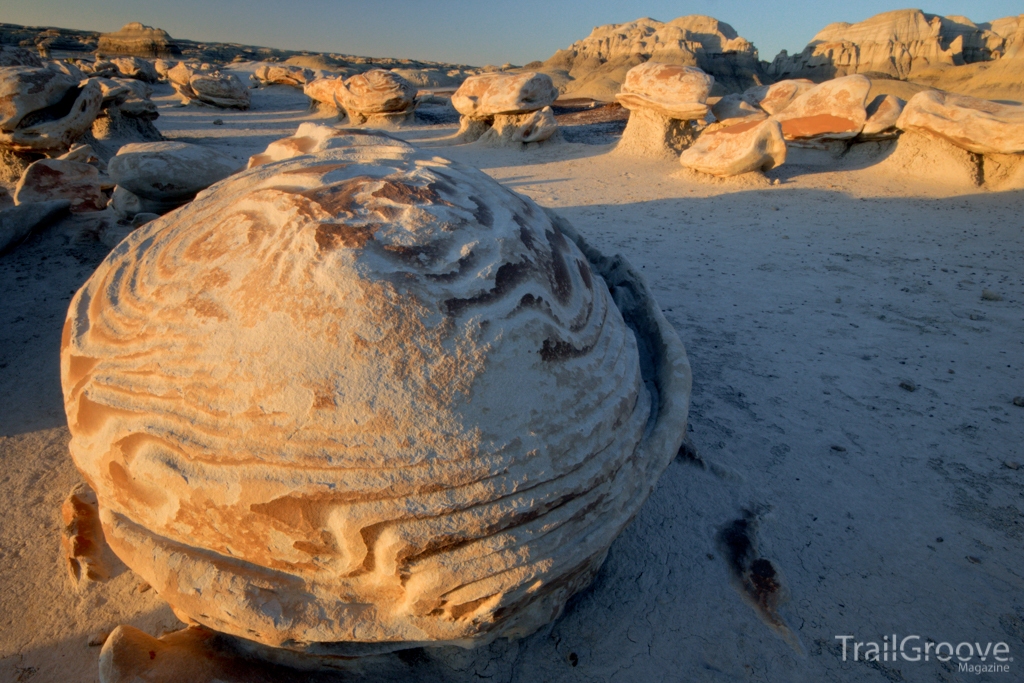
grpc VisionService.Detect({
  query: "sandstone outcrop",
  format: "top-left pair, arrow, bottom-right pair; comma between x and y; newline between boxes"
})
860,94 -> 904,138
90,77 -> 162,147
615,63 -> 712,157
768,10 -> 1003,80
0,67 -> 103,152
109,56 -> 159,83
167,63 -> 250,109
14,158 -> 107,212
303,77 -> 347,115
452,72 -> 559,144
61,142 -> 691,656
107,141 -> 238,215
336,69 -> 417,125
680,118 -> 787,176
254,64 -> 314,88
539,15 -> 767,100
895,90 -> 1024,155
750,79 -> 815,116
97,22 -> 180,59
452,72 -> 558,118
61,483 -> 112,585
773,75 -> 871,142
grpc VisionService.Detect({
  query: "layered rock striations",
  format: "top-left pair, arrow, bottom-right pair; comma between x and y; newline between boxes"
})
60,136 -> 691,656
97,22 -> 181,59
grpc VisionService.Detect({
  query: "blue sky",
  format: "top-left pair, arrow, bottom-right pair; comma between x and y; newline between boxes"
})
4,1 -> 1021,66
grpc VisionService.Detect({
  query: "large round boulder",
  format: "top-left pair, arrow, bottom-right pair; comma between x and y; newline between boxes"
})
107,141 -> 239,211
61,138 -> 690,657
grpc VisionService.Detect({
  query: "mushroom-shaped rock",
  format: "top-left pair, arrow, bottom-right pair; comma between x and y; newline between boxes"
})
254,64 -> 314,88
680,118 -> 787,177
109,56 -> 159,83
895,90 -> 1024,155
0,68 -> 103,152
61,144 -> 691,655
478,106 -> 560,146
167,63 -> 250,109
747,79 -> 815,116
337,69 -> 417,126
451,72 -> 559,145
615,63 -> 713,158
615,62 -> 713,120
860,94 -> 904,139
303,77 -> 347,114
452,72 -> 558,119
247,123 -> 409,168
107,141 -> 238,214
773,75 -> 871,142
14,158 -> 107,212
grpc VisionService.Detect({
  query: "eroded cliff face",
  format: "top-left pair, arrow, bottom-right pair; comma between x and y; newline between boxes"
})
536,15 -> 768,100
768,9 -> 1024,82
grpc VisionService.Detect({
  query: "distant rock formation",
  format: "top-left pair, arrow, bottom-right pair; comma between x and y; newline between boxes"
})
768,9 -> 1021,81
97,22 -> 181,59
536,15 -> 768,101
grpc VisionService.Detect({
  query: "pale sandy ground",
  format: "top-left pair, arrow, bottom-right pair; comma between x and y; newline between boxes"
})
2,76 -> 1022,683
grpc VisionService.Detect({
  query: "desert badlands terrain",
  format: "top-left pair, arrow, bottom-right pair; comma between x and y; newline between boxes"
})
1,9 -> 1023,683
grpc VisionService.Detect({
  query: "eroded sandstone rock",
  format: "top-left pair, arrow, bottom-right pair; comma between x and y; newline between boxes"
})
107,141 -> 239,213
247,122 -> 408,168
748,79 -> 815,116
62,142 -> 691,656
97,23 -> 180,59
680,118 -> 787,176
0,68 -> 103,152
773,75 -> 871,141
109,57 -> 159,83
860,94 -> 905,138
614,63 -> 712,158
303,77 -> 347,114
14,158 -> 107,212
254,64 -> 314,88
895,89 -> 1024,155
710,93 -> 767,124
61,483 -> 111,584
452,72 -> 558,119
167,63 -> 250,109
615,62 -> 713,120
337,69 -> 417,126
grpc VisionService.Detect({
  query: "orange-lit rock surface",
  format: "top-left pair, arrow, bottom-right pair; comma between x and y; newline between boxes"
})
773,74 -> 870,141
0,67 -> 103,152
896,89 -> 1024,155
614,62 -> 713,120
680,118 -> 787,176
14,158 -> 107,212
60,140 -> 691,655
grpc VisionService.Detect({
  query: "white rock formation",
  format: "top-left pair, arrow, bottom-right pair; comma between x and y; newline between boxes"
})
303,77 -> 347,115
167,63 -> 250,109
680,118 -> 787,176
61,143 -> 690,656
615,63 -> 712,158
247,122 -> 408,168
452,72 -> 559,145
107,141 -> 239,215
860,94 -> 904,138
